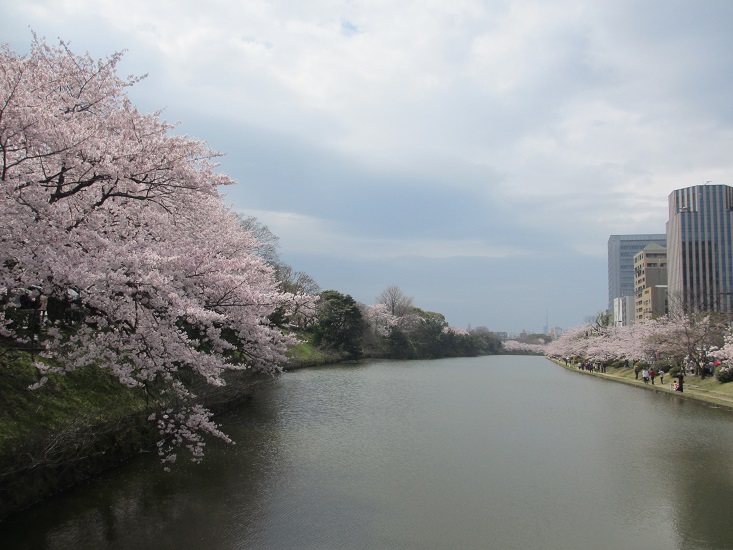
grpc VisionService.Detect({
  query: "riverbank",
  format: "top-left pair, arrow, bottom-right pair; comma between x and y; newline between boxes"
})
0,337 -> 363,521
551,358 -> 733,412
0,350 -> 269,521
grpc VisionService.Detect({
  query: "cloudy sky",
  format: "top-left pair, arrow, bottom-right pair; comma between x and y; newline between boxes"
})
4,1 -> 733,333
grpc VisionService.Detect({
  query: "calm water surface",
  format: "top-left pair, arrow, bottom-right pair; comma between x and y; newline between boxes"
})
3,356 -> 733,549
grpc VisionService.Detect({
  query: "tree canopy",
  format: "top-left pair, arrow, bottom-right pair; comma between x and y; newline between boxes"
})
313,290 -> 365,358
0,37 -> 316,463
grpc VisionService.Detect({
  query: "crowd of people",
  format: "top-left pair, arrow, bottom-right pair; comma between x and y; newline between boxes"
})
631,362 -> 684,391
565,358 -> 686,392
634,364 -> 661,384
575,360 -> 606,373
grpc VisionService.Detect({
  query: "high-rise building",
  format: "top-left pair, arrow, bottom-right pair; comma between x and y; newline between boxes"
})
633,243 -> 667,321
608,234 -> 667,311
667,184 -> 733,313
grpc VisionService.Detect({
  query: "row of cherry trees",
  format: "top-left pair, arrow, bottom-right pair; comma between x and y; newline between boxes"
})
545,312 -> 733,379
1,37 -> 317,463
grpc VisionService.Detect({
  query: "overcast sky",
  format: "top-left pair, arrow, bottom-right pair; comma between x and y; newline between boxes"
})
4,0 -> 733,333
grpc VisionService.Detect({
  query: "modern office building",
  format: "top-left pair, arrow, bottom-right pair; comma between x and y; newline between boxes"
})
608,234 -> 667,311
633,243 -> 667,321
667,184 -> 733,313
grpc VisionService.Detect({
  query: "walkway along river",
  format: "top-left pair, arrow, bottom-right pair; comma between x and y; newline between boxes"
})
554,357 -> 733,411
2,355 -> 733,549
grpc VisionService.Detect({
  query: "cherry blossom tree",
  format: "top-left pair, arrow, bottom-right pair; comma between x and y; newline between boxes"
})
545,313 -> 730,380
1,37 -> 316,463
362,303 -> 397,337
544,324 -> 592,360
442,326 -> 469,336
651,313 -> 726,377
503,340 -> 547,354
712,326 -> 733,365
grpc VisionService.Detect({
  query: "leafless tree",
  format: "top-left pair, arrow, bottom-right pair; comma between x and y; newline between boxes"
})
377,285 -> 414,317
238,214 -> 281,266
275,264 -> 320,296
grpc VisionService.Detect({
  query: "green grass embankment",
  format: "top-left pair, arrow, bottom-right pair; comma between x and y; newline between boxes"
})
1,353 -> 148,442
551,359 -> 733,411
285,340 -> 352,369
0,349 -> 158,519
0,339 -> 338,520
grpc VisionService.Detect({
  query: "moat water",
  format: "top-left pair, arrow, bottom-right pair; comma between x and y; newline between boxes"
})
2,355 -> 733,549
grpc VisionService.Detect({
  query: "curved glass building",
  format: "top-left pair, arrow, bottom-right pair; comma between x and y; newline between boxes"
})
667,184 -> 733,313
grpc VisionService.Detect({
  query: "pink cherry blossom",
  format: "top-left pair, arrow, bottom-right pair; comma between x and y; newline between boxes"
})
1,37 -> 317,463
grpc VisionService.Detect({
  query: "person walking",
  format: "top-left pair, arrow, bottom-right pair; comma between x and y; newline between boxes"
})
642,367 -> 650,384
634,363 -> 640,380
649,368 -> 656,385
659,369 -> 665,385
676,371 -> 684,392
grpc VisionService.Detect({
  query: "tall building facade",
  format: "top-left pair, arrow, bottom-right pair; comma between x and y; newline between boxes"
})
667,184 -> 733,313
608,234 -> 667,311
633,243 -> 667,321
612,295 -> 636,326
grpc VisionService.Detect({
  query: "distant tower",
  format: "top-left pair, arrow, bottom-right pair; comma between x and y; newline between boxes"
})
667,184 -> 733,313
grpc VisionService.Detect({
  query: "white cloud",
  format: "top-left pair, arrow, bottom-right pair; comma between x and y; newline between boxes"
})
243,209 -> 529,260
5,0 -> 733,330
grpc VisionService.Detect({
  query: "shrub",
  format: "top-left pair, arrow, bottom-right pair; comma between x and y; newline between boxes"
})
653,361 -> 673,374
715,365 -> 733,383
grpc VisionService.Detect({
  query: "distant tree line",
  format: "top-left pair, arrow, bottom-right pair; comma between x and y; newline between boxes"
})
310,287 -> 502,360
241,219 -> 503,361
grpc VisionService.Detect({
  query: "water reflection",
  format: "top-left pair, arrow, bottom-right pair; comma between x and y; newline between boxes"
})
2,356 -> 733,549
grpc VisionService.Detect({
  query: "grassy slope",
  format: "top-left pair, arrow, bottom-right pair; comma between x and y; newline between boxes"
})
0,349 -> 156,518
0,351 -> 148,447
552,359 -> 733,411
285,340 -> 350,369
0,336 -> 341,518
0,339 -> 331,459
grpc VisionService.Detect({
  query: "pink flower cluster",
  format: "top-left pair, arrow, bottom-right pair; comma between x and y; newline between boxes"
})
0,37 -> 317,463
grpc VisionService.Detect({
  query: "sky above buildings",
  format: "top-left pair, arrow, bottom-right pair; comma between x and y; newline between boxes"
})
4,0 -> 733,333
